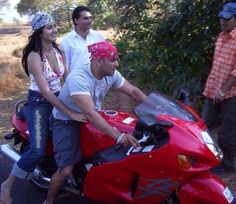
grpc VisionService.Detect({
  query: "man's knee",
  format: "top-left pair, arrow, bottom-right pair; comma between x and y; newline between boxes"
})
59,165 -> 73,177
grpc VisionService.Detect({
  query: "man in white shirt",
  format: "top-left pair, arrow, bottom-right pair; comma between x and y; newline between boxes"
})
60,6 -> 105,72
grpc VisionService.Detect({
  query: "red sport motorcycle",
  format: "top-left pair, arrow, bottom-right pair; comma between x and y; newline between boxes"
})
0,91 -> 234,204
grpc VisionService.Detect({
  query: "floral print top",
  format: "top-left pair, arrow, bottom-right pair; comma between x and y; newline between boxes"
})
29,47 -> 65,93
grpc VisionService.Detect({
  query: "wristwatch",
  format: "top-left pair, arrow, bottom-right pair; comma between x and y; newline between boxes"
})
218,90 -> 225,97
117,133 -> 125,143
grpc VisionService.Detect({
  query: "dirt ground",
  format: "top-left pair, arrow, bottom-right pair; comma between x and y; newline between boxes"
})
0,24 -> 29,137
0,24 -> 235,198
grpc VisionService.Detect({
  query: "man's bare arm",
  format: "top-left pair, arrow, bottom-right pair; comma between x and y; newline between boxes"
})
119,80 -> 147,102
72,94 -> 139,147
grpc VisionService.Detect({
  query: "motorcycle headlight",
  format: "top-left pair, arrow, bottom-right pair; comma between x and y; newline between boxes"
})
201,131 -> 223,161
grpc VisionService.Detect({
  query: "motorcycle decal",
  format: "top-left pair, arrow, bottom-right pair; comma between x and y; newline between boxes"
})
142,145 -> 155,152
122,117 -> 135,124
128,145 -> 155,155
130,146 -> 143,153
223,187 -> 234,203
135,177 -> 179,199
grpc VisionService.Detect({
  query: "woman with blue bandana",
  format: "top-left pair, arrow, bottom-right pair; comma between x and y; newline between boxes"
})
0,11 -> 85,204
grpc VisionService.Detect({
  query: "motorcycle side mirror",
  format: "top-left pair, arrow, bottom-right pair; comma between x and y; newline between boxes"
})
177,87 -> 191,106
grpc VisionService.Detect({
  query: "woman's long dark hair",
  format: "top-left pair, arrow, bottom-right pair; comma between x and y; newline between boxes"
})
22,26 -> 61,76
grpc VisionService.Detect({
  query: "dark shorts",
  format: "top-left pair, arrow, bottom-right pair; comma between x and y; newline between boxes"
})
49,117 -> 82,168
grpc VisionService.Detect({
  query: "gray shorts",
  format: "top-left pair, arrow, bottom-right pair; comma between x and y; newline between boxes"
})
49,117 -> 82,168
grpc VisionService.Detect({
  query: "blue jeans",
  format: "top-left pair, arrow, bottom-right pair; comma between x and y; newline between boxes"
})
12,90 -> 58,179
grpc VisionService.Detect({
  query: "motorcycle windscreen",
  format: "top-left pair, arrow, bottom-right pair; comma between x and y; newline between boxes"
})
134,92 -> 197,122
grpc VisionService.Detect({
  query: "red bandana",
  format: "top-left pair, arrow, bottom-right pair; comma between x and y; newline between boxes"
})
88,41 -> 118,60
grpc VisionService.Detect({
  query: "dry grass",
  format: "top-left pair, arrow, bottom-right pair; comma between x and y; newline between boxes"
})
0,24 -> 30,96
0,58 -> 26,96
0,24 -> 29,136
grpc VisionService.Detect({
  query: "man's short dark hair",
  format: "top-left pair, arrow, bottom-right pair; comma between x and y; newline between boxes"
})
72,6 -> 91,26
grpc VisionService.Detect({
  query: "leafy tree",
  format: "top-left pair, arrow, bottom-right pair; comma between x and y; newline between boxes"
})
16,0 -> 87,31
87,0 -> 116,29
113,0 -> 230,108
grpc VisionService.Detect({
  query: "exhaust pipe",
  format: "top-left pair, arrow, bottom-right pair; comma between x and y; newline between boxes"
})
0,144 -> 21,162
0,144 -> 51,185
0,144 -> 80,194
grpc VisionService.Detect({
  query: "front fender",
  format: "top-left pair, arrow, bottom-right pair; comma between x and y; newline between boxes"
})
178,171 -> 234,204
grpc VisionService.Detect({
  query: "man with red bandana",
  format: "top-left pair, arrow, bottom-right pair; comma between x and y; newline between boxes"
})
44,41 -> 147,204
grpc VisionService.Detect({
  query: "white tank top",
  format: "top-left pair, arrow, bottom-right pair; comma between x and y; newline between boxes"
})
29,48 -> 65,93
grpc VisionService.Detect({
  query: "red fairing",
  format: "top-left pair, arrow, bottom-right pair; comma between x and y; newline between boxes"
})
179,171 -> 233,204
11,114 -> 28,140
4,92 -> 234,204
82,118 -> 221,204
83,148 -> 181,204
80,111 -> 136,159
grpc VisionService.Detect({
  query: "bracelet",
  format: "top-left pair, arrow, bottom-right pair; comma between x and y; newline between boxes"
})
218,90 -> 225,97
117,133 -> 125,144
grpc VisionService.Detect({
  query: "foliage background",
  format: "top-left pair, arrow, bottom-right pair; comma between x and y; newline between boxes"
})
15,0 -> 236,108
112,0 -> 224,109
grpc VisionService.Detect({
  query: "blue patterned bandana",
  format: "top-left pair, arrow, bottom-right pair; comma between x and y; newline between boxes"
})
31,11 -> 55,31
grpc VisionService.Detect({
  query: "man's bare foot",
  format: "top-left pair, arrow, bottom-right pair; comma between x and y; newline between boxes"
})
0,182 -> 12,204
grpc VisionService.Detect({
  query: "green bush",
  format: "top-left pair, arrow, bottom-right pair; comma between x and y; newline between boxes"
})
114,0 -> 225,110
88,0 -> 117,29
